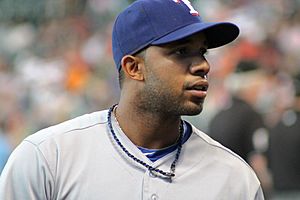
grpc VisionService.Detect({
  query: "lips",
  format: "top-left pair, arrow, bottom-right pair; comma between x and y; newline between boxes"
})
185,81 -> 209,98
190,84 -> 208,91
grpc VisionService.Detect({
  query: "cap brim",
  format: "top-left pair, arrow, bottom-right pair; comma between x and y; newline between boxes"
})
152,22 -> 239,49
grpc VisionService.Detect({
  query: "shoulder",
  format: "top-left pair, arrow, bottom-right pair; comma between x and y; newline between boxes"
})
24,110 -> 109,146
181,123 -> 262,197
0,110 -> 110,182
1,110 -> 110,183
189,123 -> 259,178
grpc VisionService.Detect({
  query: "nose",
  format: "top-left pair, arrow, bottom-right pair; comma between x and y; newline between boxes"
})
189,57 -> 210,79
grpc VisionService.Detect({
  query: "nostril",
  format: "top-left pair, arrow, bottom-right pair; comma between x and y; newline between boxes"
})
190,62 -> 210,77
191,70 -> 208,79
190,59 -> 210,76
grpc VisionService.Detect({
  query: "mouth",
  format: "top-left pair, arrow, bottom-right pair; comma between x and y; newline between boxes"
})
190,84 -> 208,91
185,82 -> 209,99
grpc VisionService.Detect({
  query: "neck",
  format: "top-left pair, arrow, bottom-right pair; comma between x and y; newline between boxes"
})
115,102 -> 182,149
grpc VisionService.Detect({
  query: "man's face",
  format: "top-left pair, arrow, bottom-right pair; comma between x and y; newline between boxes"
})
137,32 -> 210,116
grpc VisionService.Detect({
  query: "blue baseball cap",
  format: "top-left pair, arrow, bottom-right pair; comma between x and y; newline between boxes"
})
112,0 -> 239,71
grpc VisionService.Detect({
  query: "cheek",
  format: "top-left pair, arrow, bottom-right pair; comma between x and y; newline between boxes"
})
145,57 -> 187,92
160,71 -> 187,96
163,77 -> 187,99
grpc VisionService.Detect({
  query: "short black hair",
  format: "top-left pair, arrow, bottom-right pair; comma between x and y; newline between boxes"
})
118,68 -> 125,88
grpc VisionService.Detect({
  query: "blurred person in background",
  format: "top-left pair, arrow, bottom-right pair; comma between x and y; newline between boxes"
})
208,59 -> 272,198
267,73 -> 300,200
208,60 -> 268,160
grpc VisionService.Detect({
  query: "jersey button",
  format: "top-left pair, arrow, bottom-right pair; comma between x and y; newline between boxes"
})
149,171 -> 157,178
151,194 -> 159,200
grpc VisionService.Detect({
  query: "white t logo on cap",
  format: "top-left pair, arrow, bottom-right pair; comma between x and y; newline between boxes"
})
173,0 -> 199,16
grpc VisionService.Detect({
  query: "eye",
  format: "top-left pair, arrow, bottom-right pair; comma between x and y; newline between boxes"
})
172,47 -> 208,58
174,47 -> 188,56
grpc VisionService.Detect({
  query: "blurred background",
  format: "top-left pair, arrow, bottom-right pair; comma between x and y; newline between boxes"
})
0,0 -> 300,199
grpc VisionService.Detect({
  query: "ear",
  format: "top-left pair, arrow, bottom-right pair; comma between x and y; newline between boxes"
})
121,55 -> 144,81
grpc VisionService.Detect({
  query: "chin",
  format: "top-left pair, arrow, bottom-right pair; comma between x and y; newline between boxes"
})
184,108 -> 203,116
180,103 -> 203,116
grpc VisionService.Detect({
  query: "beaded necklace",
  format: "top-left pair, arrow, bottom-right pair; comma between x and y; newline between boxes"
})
107,104 -> 183,179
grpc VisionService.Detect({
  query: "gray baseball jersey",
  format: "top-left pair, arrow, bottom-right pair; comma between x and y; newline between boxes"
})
0,110 -> 264,199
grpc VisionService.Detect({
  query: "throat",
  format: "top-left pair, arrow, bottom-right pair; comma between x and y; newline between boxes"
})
113,105 -> 182,149
135,130 -> 182,149
107,104 -> 184,179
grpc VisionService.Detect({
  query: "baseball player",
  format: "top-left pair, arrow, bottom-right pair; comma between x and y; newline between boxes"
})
0,0 -> 264,199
